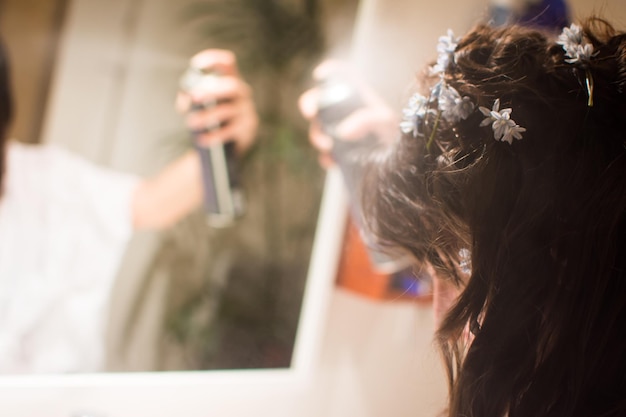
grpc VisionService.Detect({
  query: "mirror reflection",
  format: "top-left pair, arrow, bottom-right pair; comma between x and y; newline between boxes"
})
0,0 -> 353,374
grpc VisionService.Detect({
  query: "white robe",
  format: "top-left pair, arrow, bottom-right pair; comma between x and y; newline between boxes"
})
0,141 -> 139,374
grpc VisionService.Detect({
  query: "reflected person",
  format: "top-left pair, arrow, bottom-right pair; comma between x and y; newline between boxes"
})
0,43 -> 258,373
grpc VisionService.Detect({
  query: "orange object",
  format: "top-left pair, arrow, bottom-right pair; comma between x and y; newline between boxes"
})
335,218 -> 432,302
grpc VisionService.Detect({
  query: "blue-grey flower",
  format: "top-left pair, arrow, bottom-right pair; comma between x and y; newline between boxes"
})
479,99 -> 525,144
458,248 -> 472,275
500,123 -> 526,144
429,81 -> 443,102
439,84 -> 475,123
400,93 -> 430,136
431,29 -> 459,74
557,23 -> 595,64
566,43 -> 595,63
479,98 -> 502,123
399,119 -> 416,135
557,24 -> 583,49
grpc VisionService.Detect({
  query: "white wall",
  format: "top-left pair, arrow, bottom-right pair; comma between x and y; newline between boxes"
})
569,0 -> 626,24
350,0 -> 490,107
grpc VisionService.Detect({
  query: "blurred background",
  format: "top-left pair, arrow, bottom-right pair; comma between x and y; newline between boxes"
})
0,0 -> 625,416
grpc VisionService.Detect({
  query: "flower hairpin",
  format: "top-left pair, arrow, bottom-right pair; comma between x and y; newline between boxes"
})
439,83 -> 475,123
557,23 -> 597,106
479,99 -> 526,145
400,93 -> 432,137
400,29 -> 526,148
557,24 -> 595,64
432,29 -> 460,75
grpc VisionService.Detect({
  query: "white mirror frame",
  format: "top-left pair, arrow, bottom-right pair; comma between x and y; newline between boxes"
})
0,169 -> 348,417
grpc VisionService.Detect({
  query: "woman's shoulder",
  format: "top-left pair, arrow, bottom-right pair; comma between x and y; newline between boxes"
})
7,140 -> 75,166
5,140 -> 137,201
5,141 -> 55,188
7,139 -> 117,181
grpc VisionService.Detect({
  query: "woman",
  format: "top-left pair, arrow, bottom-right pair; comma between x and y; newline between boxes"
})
365,19 -> 626,417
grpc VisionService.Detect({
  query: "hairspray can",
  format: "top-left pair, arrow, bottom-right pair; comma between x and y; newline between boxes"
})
180,65 -> 245,228
316,77 -> 410,274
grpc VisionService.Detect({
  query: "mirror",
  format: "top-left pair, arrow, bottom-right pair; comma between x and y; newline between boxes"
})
0,169 -> 348,416
0,0 -> 355,375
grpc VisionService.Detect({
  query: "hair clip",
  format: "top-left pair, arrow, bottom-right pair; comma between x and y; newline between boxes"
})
557,23 -> 597,107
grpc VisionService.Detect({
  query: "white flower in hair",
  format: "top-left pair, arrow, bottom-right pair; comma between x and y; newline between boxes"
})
557,23 -> 596,64
568,43 -> 595,63
432,29 -> 460,74
558,23 -> 584,49
400,93 -> 431,136
479,99 -> 526,144
439,84 -> 475,123
458,248 -> 472,275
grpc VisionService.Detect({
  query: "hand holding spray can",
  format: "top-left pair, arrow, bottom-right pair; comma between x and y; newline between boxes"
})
316,77 -> 410,274
180,65 -> 246,228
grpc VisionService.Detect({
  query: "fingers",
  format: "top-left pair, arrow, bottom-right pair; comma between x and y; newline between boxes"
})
191,100 -> 258,154
299,87 -> 335,161
317,153 -> 336,169
308,121 -> 333,153
300,59 -> 398,168
298,87 -> 320,120
307,122 -> 335,169
335,108 -> 374,141
312,59 -> 377,104
194,117 -> 256,154
177,76 -> 251,114
312,59 -> 357,82
179,49 -> 258,154
189,49 -> 239,77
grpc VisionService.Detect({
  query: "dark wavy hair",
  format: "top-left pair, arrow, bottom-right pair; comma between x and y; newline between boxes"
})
0,38 -> 13,195
364,19 -> 626,417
